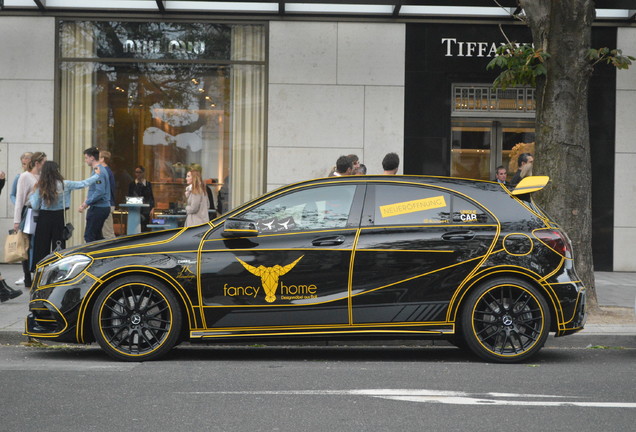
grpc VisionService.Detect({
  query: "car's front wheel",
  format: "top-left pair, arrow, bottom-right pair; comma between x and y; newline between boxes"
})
92,276 -> 182,361
460,278 -> 550,363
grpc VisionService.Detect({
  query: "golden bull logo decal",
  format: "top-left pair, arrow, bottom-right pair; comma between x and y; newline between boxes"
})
234,256 -> 304,303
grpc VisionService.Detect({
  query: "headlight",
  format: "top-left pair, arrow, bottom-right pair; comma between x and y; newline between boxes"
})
40,255 -> 92,286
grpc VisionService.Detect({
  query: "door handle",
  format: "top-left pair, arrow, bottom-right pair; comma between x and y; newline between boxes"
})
312,235 -> 345,246
441,230 -> 475,241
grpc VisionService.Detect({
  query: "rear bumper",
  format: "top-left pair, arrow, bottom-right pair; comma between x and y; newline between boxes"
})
555,283 -> 586,336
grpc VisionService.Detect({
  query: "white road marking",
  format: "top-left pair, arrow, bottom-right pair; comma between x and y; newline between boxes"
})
175,389 -> 636,408
374,396 -> 636,408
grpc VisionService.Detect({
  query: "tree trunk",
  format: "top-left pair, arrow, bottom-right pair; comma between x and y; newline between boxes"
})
519,0 -> 598,309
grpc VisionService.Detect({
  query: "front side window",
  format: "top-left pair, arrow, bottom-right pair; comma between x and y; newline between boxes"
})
240,185 -> 357,233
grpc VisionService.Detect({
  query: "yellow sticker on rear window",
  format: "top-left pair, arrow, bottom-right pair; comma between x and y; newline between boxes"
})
380,196 -> 447,218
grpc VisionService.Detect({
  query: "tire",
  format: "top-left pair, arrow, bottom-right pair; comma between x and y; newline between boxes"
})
92,276 -> 182,361
460,277 -> 550,363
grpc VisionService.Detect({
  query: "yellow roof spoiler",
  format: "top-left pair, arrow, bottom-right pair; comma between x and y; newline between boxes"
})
511,176 -> 550,195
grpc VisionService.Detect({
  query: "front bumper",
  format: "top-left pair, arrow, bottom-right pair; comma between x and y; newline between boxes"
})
24,268 -> 95,343
25,301 -> 77,342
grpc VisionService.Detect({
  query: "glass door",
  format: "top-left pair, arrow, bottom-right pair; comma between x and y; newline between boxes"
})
451,119 -> 535,181
500,121 -> 535,180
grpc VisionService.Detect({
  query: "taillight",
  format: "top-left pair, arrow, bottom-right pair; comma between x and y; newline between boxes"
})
533,229 -> 572,259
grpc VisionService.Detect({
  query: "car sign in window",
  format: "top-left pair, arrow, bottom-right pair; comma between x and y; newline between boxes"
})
451,195 -> 492,224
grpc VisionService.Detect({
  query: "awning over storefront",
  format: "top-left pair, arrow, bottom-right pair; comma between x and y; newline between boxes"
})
1,0 -> 635,21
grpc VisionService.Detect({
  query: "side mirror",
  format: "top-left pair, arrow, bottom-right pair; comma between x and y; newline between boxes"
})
222,218 -> 258,238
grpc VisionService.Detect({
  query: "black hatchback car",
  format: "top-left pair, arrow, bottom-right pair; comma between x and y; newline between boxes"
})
26,175 -> 585,362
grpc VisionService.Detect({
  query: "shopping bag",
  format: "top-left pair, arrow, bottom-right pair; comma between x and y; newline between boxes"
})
4,230 -> 29,263
22,208 -> 38,235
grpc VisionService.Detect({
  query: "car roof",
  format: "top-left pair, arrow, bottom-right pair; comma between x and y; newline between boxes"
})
280,175 -> 507,199
290,174 -> 501,188
266,175 -> 536,224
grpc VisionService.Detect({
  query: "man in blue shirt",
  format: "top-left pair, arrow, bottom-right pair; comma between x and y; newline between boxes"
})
79,147 -> 111,242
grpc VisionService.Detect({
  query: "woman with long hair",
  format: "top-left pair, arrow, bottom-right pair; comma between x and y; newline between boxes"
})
29,161 -> 100,269
13,151 -> 46,288
184,170 -> 209,227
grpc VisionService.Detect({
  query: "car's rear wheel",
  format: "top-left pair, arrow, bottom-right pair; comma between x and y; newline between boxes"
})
92,276 -> 182,361
460,278 -> 550,363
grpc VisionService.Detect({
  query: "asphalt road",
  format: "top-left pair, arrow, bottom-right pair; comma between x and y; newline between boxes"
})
1,343 -> 635,432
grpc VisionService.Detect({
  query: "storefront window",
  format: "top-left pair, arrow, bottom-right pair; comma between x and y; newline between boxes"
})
450,84 -> 535,181
450,121 -> 492,180
58,20 -> 265,238
451,120 -> 535,181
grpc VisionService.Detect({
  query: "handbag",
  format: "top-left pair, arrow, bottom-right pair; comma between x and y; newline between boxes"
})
61,183 -> 74,241
22,207 -> 38,235
4,230 -> 29,263
62,223 -> 74,241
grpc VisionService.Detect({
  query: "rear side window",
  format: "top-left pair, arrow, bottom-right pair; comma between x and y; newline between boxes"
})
371,184 -> 492,226
373,185 -> 451,225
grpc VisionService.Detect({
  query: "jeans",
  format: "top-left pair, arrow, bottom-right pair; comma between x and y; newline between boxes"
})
84,206 -> 110,243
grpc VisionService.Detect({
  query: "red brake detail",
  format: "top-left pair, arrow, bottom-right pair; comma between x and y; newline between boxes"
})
534,229 -> 572,259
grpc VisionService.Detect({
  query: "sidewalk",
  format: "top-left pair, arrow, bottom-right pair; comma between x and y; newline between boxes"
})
1,264 -> 635,347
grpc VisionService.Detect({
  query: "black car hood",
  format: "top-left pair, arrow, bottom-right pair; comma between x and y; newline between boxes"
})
60,228 -> 183,257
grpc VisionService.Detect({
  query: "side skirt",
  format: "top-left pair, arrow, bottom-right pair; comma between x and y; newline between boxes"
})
190,323 -> 455,340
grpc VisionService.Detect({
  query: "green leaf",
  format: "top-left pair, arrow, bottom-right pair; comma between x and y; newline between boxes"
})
589,47 -> 635,71
488,41 -> 550,89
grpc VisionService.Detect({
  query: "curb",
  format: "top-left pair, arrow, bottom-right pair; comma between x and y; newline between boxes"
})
1,331 -> 634,350
0,331 -> 29,346
545,334 -> 636,349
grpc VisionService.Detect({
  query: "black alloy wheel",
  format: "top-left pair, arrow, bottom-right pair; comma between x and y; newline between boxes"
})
460,277 -> 550,363
92,276 -> 182,361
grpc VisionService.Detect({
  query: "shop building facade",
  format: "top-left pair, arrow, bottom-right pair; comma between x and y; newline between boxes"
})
0,5 -> 635,271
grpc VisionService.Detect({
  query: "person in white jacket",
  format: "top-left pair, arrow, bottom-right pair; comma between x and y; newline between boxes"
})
184,169 -> 209,227
12,151 -> 46,288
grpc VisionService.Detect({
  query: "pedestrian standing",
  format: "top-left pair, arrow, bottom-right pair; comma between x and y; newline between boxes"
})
382,152 -> 400,175
9,152 -> 32,286
12,152 -> 47,288
10,152 -> 32,205
0,166 -> 22,302
78,147 -> 111,242
30,161 -> 100,268
184,170 -> 209,227
99,150 -> 116,239
331,156 -> 353,176
128,165 -> 155,231
511,153 -> 533,187
494,165 -> 508,185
